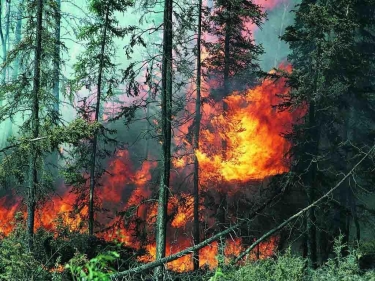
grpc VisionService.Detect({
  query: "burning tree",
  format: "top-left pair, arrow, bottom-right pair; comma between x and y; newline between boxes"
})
0,0 -> 102,251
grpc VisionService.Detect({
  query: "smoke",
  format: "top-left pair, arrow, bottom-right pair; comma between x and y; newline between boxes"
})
255,0 -> 300,71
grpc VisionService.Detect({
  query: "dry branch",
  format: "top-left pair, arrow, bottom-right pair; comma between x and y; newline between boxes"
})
0,136 -> 48,153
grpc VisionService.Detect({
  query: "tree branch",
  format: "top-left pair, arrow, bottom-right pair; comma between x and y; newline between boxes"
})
0,136 -> 48,153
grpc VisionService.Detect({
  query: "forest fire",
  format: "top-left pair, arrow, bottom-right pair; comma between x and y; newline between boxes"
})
0,0 -> 371,278
0,64 -> 292,271
0,0 -> 294,274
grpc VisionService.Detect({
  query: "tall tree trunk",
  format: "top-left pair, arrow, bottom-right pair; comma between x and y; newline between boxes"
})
222,3 -> 230,159
274,2 -> 288,68
306,101 -> 319,269
28,0 -> 43,252
0,0 -> 7,85
48,0 -> 61,171
88,6 -> 109,236
340,102 -> 359,250
4,0 -> 10,80
0,0 -> 12,145
154,0 -> 173,278
12,0 -> 23,80
144,59 -> 154,160
193,0 -> 202,270
217,2 -> 231,268
6,0 -> 23,140
53,0 -> 61,120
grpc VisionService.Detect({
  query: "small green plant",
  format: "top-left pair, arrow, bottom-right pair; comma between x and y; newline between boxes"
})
310,235 -> 374,281
208,267 -> 226,281
230,247 -> 305,281
66,251 -> 119,281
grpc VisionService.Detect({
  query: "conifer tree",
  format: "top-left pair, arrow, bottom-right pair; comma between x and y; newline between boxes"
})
0,0 -> 95,251
0,0 -> 108,252
70,0 -> 134,235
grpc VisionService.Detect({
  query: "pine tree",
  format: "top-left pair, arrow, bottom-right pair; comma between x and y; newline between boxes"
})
203,0 -> 265,102
70,0 -> 134,236
0,0 -> 100,251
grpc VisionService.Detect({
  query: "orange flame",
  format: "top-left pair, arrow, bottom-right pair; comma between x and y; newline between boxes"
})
197,69 -> 293,183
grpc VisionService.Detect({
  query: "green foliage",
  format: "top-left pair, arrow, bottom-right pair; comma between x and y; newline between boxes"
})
213,238 -> 375,281
310,236 -> 374,281
208,267 -> 226,281
0,213 -> 126,280
359,241 -> 375,256
66,251 -> 120,281
203,0 -> 265,91
0,214 -> 52,280
225,248 -> 305,281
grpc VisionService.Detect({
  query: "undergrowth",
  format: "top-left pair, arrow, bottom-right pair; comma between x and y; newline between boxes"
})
0,218 -> 374,281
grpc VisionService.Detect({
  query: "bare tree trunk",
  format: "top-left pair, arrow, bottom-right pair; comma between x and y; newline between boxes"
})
88,6 -> 110,236
12,0 -> 23,80
193,0 -> 202,271
306,101 -> 319,269
217,2 -> 232,268
340,102 -> 359,251
2,0 -> 16,143
28,0 -> 43,252
154,0 -> 173,278
222,2 -> 230,159
273,2 -> 289,68
5,0 -> 10,80
0,0 -> 7,84
47,0 -> 61,172
52,0 -> 61,119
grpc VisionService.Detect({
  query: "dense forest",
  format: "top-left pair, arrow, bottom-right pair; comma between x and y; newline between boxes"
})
0,0 -> 374,280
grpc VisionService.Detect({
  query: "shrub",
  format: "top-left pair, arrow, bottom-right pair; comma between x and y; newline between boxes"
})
66,250 -> 120,281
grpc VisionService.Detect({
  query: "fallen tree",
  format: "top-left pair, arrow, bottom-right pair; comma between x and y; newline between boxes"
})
111,144 -> 375,279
